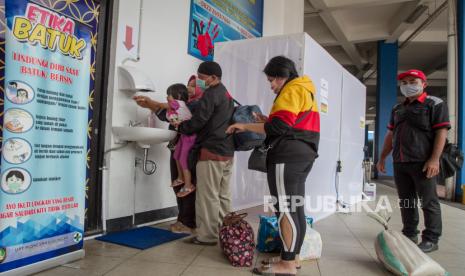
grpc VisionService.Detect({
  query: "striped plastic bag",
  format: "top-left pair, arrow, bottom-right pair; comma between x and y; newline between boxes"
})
369,211 -> 449,276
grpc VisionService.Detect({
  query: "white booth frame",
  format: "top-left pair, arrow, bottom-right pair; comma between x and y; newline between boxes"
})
215,33 -> 367,221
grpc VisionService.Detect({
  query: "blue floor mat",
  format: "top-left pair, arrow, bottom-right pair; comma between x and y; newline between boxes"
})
96,226 -> 190,250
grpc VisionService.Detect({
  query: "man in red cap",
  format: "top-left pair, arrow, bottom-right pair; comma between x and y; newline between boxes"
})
377,69 -> 450,253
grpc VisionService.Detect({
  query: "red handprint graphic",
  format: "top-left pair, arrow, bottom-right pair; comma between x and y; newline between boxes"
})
197,17 -> 219,57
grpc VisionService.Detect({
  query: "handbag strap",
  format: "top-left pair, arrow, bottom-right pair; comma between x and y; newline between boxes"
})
232,98 -> 241,106
223,212 -> 248,226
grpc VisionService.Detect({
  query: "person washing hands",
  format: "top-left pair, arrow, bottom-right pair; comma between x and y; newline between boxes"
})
133,79 -> 203,234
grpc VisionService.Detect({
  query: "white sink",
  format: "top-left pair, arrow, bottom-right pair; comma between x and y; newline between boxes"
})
112,126 -> 177,148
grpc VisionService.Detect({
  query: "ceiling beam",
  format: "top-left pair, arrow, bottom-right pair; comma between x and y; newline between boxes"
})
364,78 -> 447,86
357,1 -> 425,81
356,44 -> 378,79
306,30 -> 447,46
319,41 -> 342,47
305,33 -> 391,46
423,53 -> 448,76
386,0 -> 422,43
307,0 -> 365,69
401,31 -> 448,43
312,0 -> 417,11
327,1 -> 423,79
357,64 -> 374,79
304,13 -> 320,18
399,0 -> 448,49
366,95 -> 404,102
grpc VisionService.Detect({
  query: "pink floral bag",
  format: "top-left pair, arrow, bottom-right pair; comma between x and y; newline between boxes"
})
219,212 -> 255,267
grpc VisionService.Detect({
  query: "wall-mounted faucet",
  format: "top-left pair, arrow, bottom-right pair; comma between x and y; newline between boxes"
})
129,120 -> 142,127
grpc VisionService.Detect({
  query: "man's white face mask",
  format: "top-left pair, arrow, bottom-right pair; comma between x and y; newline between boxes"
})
400,83 -> 423,97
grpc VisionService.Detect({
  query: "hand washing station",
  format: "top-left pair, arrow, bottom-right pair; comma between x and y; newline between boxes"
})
112,126 -> 176,149
112,65 -> 176,174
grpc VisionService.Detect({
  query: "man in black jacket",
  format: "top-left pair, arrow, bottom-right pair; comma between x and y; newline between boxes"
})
178,61 -> 235,245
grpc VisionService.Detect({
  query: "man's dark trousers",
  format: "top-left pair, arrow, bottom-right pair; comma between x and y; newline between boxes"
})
393,162 -> 442,243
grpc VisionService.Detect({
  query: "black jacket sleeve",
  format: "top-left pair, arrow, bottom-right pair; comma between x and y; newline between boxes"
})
264,117 -> 292,137
156,109 -> 168,122
179,90 -> 215,135
187,100 -> 200,114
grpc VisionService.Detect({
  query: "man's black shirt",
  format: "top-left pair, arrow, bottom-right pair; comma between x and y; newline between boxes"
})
388,92 -> 450,163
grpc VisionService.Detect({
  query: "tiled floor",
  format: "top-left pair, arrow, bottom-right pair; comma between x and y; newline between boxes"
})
35,184 -> 465,276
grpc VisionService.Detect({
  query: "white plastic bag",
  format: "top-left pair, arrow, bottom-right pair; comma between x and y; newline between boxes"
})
299,227 -> 322,260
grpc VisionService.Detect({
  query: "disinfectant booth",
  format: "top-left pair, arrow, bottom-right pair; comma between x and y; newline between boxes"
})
217,33 -> 367,221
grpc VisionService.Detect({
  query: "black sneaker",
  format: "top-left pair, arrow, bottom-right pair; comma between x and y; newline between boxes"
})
406,235 -> 419,244
418,241 -> 438,253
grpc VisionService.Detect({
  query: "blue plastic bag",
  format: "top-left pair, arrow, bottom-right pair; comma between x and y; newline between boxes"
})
257,215 -> 313,253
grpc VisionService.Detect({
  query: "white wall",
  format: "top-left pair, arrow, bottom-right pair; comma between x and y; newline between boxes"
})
263,0 -> 285,36
264,0 -> 304,36
284,0 -> 304,34
103,0 -> 139,221
104,0 -> 305,224
105,0 -> 200,222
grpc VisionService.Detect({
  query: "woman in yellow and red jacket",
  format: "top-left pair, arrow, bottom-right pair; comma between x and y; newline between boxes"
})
227,56 -> 319,276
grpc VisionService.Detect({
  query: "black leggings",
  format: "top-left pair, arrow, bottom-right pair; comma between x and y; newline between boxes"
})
267,161 -> 314,261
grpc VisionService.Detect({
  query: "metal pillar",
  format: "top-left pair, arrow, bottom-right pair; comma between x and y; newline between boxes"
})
375,41 -> 398,177
457,0 -> 465,200
445,0 -> 457,200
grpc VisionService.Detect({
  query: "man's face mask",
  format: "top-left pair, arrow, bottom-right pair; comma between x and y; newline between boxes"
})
400,83 -> 423,97
196,78 -> 207,90
196,75 -> 214,90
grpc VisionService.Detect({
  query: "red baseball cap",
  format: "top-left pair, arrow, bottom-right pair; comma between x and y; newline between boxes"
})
397,69 -> 427,81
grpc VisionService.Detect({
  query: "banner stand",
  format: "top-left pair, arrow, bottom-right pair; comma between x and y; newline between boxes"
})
0,250 -> 84,276
1,1 -> 99,274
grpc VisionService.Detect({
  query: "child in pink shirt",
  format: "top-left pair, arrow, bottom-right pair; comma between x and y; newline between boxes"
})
166,87 -> 197,198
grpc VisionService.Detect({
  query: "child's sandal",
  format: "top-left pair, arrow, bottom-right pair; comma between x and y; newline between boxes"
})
176,186 -> 196,197
171,179 -> 184,187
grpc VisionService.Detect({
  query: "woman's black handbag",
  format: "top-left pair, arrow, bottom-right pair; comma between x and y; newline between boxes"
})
248,145 -> 271,173
440,142 -> 464,179
248,108 -> 313,173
